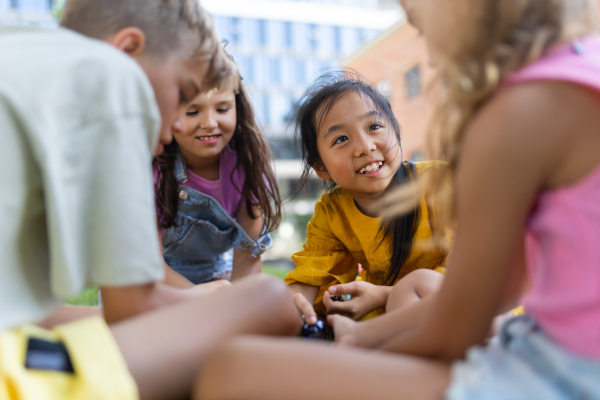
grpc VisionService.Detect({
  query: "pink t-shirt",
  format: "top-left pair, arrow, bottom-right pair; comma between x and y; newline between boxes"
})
184,145 -> 245,218
155,145 -> 245,219
506,36 -> 600,359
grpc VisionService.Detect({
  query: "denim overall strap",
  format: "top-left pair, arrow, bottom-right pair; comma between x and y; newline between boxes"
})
165,152 -> 271,259
174,153 -> 187,182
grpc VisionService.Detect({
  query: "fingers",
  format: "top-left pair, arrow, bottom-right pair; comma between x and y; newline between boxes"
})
329,282 -> 360,297
327,314 -> 358,347
293,293 -> 317,325
323,291 -> 357,318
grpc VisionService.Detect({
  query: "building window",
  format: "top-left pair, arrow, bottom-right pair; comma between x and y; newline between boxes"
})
333,26 -> 342,53
376,79 -> 393,101
309,24 -> 318,52
258,19 -> 268,46
263,94 -> 271,125
405,66 -> 421,98
269,57 -> 281,85
230,18 -> 241,45
284,22 -> 293,48
294,58 -> 306,85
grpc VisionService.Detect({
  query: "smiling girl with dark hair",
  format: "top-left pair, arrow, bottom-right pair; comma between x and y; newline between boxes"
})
285,72 -> 451,326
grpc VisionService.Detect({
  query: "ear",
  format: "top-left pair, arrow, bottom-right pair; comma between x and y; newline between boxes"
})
312,161 -> 331,181
108,27 -> 146,57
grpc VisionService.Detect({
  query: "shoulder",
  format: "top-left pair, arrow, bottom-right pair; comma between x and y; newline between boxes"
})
317,186 -> 351,206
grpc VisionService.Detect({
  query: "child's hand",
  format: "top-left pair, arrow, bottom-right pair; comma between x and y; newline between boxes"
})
292,292 -> 318,325
323,281 -> 389,320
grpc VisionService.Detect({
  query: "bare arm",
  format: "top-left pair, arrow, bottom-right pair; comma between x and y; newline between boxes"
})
231,205 -> 263,281
288,282 -> 320,324
100,281 -> 210,324
379,83 -> 575,359
36,305 -> 104,330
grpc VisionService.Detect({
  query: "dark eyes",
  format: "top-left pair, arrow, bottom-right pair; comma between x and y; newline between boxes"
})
333,135 -> 349,145
186,110 -> 198,116
370,123 -> 383,131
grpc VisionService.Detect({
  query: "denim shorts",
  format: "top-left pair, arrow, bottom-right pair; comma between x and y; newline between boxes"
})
447,315 -> 600,400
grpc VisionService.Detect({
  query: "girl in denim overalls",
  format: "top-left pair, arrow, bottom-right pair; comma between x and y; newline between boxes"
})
154,73 -> 281,285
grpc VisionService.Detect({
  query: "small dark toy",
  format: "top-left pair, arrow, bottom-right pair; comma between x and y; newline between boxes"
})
331,294 -> 351,302
300,319 -> 326,339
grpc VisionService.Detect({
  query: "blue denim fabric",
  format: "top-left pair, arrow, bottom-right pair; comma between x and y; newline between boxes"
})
162,154 -> 272,284
447,315 -> 600,400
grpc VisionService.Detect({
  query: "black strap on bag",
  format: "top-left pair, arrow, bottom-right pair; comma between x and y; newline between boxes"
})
25,338 -> 75,373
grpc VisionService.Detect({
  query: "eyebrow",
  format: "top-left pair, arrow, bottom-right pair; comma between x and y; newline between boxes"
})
323,110 -> 379,138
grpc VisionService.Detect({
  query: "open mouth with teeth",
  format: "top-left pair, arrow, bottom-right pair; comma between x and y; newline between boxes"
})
357,161 -> 384,174
196,134 -> 222,141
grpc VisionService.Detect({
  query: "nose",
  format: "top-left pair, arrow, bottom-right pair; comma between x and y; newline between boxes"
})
200,110 -> 218,130
171,106 -> 186,136
353,132 -> 377,158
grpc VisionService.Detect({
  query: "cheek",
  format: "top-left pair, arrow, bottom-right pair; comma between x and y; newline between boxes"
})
222,115 -> 237,135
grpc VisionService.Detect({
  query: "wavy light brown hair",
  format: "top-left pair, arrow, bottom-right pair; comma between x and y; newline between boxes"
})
60,0 -> 236,91
386,0 -> 598,236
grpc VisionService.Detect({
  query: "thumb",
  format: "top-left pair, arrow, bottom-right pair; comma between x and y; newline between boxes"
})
330,282 -> 358,297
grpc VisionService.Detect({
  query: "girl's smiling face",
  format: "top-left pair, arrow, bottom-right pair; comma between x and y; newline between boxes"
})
313,90 -> 402,212
173,88 -> 237,164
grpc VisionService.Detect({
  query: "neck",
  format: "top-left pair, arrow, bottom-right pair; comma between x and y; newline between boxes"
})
350,191 -> 386,218
179,148 -> 221,181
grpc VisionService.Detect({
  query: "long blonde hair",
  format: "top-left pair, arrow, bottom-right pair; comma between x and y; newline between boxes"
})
386,0 -> 597,238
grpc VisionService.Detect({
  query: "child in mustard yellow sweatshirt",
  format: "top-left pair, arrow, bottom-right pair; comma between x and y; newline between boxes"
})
285,73 -> 451,324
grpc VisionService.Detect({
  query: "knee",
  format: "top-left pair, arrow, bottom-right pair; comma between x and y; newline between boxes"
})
194,338 -> 255,399
245,275 -> 302,334
401,268 -> 443,290
386,269 -> 443,312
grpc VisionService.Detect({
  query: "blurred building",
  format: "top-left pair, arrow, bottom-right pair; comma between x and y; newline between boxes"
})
202,0 -> 404,255
344,22 -> 433,161
202,0 -> 402,161
0,0 -> 55,26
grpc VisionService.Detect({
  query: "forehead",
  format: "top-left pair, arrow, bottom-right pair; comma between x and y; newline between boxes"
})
191,88 -> 236,105
316,91 -> 374,129
315,90 -> 375,125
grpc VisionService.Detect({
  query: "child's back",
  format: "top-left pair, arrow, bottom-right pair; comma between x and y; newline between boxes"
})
0,25 -> 162,330
506,37 -> 600,357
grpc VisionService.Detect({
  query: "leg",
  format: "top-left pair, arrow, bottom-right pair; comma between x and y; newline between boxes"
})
331,272 -> 442,348
36,305 -> 103,329
195,336 -> 451,400
110,274 -> 301,400
386,269 -> 444,312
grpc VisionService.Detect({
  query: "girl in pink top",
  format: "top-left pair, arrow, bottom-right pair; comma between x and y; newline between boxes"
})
153,62 -> 281,286
194,1 -> 600,400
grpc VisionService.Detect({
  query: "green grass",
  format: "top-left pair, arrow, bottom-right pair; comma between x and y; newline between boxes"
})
66,286 -> 99,306
261,264 -> 291,280
66,265 -> 291,306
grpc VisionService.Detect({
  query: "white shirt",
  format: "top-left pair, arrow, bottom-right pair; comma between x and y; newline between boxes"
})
0,26 -> 164,330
